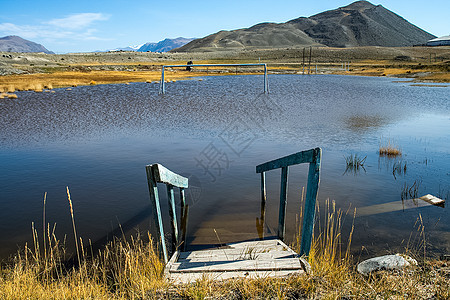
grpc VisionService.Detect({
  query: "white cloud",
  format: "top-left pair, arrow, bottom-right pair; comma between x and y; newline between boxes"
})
0,23 -> 40,39
45,13 -> 110,30
0,12 -> 111,48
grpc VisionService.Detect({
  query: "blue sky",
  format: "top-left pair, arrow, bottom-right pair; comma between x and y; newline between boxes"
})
0,0 -> 448,53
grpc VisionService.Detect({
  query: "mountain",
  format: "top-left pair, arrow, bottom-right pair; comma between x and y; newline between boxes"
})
0,36 -> 54,54
106,37 -> 194,53
175,1 -> 435,52
109,44 -> 145,52
138,37 -> 195,52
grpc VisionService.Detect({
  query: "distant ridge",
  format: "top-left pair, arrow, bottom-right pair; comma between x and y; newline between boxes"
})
139,37 -> 195,52
106,37 -> 195,53
0,36 -> 54,54
175,1 -> 435,52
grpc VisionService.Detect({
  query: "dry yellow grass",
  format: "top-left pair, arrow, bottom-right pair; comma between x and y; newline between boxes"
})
0,92 -> 18,99
0,196 -> 448,299
0,68 -> 264,91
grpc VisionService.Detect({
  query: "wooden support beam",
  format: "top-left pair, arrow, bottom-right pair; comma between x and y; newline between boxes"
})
300,148 -> 321,256
256,148 -> 317,173
278,166 -> 289,240
145,166 -> 168,263
166,185 -> 179,253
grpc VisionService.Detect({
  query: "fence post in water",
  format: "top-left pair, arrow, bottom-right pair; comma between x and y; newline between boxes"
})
278,166 -> 289,240
299,148 -> 322,256
264,64 -> 268,93
159,66 -> 165,94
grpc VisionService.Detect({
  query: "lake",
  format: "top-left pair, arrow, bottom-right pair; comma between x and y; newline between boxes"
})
0,74 -> 449,260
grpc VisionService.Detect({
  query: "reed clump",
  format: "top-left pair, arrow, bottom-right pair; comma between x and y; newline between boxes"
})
379,140 -> 402,157
344,153 -> 367,174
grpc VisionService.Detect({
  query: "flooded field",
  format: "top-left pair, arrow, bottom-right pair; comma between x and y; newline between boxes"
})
0,74 -> 448,260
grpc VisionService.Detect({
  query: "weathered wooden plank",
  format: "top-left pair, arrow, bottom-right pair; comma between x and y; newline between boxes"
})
145,165 -> 168,263
357,194 -> 445,217
420,194 -> 445,207
166,185 -> 179,253
278,166 -> 289,240
256,148 -> 318,173
300,148 -> 321,256
171,260 -> 303,272
165,239 -> 308,284
150,163 -> 188,188
168,269 -> 305,284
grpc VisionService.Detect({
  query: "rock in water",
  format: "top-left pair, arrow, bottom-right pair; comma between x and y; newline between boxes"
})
357,254 -> 417,276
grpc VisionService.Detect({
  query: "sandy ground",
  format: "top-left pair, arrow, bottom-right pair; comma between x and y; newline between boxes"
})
0,46 -> 449,93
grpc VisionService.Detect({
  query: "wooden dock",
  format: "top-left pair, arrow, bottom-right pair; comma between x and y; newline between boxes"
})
165,239 -> 309,284
145,148 -> 321,284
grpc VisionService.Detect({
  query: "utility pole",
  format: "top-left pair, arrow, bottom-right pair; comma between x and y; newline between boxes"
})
302,48 -> 305,75
308,47 -> 312,74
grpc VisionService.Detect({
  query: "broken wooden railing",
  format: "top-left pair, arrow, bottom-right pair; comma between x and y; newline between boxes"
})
145,163 -> 189,263
159,63 -> 269,94
256,147 -> 322,256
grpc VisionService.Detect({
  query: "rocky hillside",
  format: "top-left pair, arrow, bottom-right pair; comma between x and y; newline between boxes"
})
0,36 -> 53,54
175,1 -> 435,52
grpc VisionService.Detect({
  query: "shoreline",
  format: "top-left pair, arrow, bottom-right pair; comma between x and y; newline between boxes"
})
1,46 -> 449,92
0,64 -> 448,94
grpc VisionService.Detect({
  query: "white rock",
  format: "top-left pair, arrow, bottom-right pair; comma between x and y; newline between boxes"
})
357,254 -> 417,276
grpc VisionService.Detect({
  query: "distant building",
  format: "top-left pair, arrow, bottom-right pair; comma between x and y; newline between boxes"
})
426,35 -> 450,46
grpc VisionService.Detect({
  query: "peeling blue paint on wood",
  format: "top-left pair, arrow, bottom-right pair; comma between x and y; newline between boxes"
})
146,164 -> 189,263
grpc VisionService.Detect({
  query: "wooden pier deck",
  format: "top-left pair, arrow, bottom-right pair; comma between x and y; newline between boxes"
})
146,148 -> 321,284
165,239 -> 309,284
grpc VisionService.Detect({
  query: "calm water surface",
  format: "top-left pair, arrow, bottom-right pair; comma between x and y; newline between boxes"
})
0,75 -> 449,259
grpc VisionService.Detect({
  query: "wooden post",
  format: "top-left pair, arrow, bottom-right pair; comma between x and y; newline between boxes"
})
166,185 -> 179,253
300,148 -> 321,256
180,204 -> 189,251
146,166 -> 168,263
264,64 -> 269,93
180,188 -> 186,220
159,67 -> 165,94
308,47 -> 312,74
278,166 -> 289,240
302,48 -> 305,75
179,188 -> 187,251
258,172 -> 267,239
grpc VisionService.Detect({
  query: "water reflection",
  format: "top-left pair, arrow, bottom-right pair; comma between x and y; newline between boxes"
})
0,75 -> 449,260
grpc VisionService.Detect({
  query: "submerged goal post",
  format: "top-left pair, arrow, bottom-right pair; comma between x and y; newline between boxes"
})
159,63 -> 269,94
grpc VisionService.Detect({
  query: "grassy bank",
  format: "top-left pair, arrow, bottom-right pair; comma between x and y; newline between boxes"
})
1,46 -> 449,93
1,195 -> 448,299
